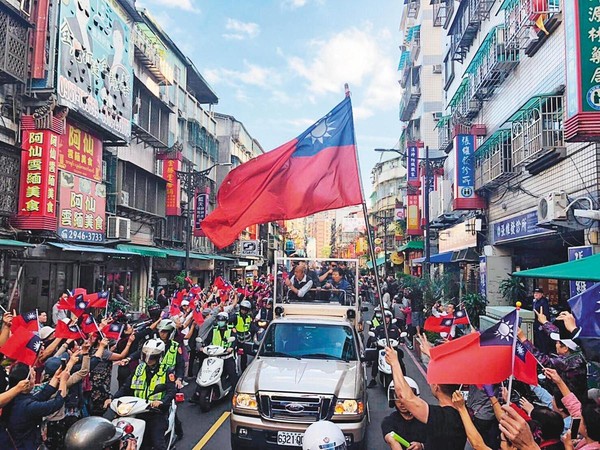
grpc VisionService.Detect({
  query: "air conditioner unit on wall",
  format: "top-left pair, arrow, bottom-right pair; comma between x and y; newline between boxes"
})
537,191 -> 568,224
106,217 -> 132,240
119,191 -> 130,207
433,112 -> 443,121
433,64 -> 442,74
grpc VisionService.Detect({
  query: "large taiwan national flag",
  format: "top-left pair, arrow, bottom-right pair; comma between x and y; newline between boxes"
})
12,311 -> 39,333
202,97 -> 363,249
0,327 -> 42,365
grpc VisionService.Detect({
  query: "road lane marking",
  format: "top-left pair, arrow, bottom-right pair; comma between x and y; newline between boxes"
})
193,411 -> 231,450
405,345 -> 428,380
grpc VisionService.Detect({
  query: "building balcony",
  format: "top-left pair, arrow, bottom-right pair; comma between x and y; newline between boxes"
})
132,25 -> 173,84
449,77 -> 481,123
510,95 -> 565,169
432,0 -> 454,28
449,0 -> 481,63
407,0 -> 420,18
474,129 -> 516,190
399,70 -> 421,122
465,26 -> 519,101
502,0 -> 561,52
0,6 -> 29,84
436,115 -> 453,152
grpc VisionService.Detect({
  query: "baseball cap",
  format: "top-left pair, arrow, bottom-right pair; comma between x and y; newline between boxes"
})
181,300 -> 190,307
39,326 -> 55,340
549,321 -> 579,351
44,357 -> 62,377
533,288 -> 544,293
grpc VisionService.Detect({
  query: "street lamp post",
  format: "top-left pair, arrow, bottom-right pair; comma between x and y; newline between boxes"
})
176,162 -> 231,278
373,210 -> 393,277
375,146 -> 445,278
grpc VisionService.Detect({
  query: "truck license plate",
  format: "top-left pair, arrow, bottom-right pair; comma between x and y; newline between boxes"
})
277,431 -> 303,446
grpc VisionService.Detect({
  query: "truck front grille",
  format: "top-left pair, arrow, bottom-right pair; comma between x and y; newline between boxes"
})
259,392 -> 333,423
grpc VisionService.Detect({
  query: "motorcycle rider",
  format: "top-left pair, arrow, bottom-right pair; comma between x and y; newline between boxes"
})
189,312 -> 238,403
255,298 -> 274,323
302,420 -> 347,450
64,416 -> 136,450
234,300 -> 254,372
105,339 -> 176,450
155,319 -> 185,388
368,309 -> 404,388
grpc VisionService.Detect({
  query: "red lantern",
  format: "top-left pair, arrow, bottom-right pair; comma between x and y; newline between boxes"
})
375,246 -> 382,253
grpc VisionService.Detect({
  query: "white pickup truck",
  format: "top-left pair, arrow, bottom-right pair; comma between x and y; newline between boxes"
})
230,258 -> 369,450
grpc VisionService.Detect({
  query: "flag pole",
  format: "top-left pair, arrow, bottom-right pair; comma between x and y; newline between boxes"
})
344,83 -> 391,347
506,303 -> 521,406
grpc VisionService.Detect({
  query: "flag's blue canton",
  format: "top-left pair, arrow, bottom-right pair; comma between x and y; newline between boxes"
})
26,334 -> 42,353
441,318 -> 454,327
24,311 -> 37,322
481,310 -> 517,347
76,295 -> 88,310
455,310 -> 466,318
515,340 -> 528,362
293,98 -> 355,157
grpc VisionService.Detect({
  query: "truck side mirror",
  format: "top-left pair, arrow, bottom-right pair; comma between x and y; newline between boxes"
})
363,348 -> 378,362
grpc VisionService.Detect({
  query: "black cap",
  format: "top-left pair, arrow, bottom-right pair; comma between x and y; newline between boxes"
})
533,288 -> 544,294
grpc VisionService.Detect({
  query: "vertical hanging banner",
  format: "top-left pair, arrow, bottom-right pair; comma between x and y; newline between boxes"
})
567,246 -> 594,297
58,122 -> 103,181
163,159 -> 181,216
564,0 -> 600,140
453,134 -> 485,210
193,189 -> 209,237
13,130 -> 60,230
58,172 -> 106,243
407,145 -> 420,186
406,195 -> 422,235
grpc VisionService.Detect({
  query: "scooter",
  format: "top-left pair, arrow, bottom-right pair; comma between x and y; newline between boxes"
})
109,394 -> 177,450
195,337 -> 236,412
368,332 -> 408,389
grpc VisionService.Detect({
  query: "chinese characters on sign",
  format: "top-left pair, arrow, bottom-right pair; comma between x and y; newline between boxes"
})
453,134 -> 485,210
406,195 -> 422,235
564,0 -> 600,140
58,122 -> 103,181
492,211 -> 554,244
163,159 -> 181,216
193,191 -> 209,237
58,172 -> 106,243
568,246 -> 594,297
407,145 -> 420,185
15,130 -> 60,230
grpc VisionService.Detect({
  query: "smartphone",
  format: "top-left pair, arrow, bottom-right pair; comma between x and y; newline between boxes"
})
571,418 -> 581,439
60,358 -> 67,370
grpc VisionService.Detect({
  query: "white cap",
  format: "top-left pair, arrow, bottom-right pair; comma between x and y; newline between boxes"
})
39,326 -> 55,340
549,332 -> 579,351
180,300 -> 190,306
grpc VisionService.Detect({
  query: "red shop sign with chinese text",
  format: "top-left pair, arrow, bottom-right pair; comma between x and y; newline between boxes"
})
13,130 -> 60,231
58,172 -> 107,243
164,159 -> 181,216
58,122 -> 103,182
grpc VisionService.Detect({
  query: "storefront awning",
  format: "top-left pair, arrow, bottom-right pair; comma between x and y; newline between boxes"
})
366,256 -> 386,269
116,244 -> 167,258
512,253 -> 600,281
0,238 -> 35,249
49,242 -> 137,256
162,249 -> 210,260
398,240 -> 424,252
412,251 -> 454,264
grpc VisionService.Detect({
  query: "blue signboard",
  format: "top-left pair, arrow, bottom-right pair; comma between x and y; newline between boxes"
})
455,134 -> 475,199
407,145 -> 419,183
568,246 -> 594,297
492,211 -> 553,244
479,255 -> 487,296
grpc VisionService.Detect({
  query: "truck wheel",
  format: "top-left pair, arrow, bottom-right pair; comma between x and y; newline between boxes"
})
199,387 -> 212,412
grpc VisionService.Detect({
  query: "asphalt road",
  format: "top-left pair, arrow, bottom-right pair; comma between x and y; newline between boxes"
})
176,311 -> 435,450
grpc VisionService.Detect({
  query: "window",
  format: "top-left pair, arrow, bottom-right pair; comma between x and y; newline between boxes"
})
444,50 -> 455,91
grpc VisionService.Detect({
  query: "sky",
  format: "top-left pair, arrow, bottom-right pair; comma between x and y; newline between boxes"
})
137,0 -> 404,197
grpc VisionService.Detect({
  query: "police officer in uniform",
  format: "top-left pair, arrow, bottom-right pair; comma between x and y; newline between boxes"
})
106,339 -> 176,450
234,300 -> 254,372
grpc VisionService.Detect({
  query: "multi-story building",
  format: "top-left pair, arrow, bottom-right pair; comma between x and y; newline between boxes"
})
430,0 -> 600,305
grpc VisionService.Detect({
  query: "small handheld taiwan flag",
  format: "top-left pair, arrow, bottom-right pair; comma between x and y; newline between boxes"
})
55,320 -> 84,340
87,291 -> 110,309
12,311 -> 39,333
80,314 -> 99,335
0,327 -> 42,365
424,316 -> 454,333
102,323 -> 124,340
453,308 -> 470,326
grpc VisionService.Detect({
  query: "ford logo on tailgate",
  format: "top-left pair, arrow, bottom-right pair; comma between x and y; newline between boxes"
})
285,403 -> 305,414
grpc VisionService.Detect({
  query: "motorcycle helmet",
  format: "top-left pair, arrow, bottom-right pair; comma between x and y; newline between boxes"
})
302,420 -> 347,450
388,378 -> 420,408
141,339 -> 166,364
384,310 -> 393,319
64,416 -> 123,450
240,300 -> 252,311
266,298 -> 273,306
157,319 -> 176,340
216,312 -> 229,329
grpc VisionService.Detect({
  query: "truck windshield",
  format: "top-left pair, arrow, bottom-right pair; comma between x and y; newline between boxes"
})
259,323 -> 357,361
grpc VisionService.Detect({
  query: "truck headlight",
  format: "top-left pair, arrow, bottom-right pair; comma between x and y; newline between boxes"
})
334,399 -> 364,415
233,393 -> 258,411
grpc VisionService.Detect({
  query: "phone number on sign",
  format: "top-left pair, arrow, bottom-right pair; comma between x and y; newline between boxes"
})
59,228 -> 104,243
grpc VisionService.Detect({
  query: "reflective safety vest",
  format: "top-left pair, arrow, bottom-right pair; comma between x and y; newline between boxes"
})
212,328 -> 233,348
161,340 -> 180,369
235,314 -> 252,334
372,317 -> 382,329
131,363 -> 167,402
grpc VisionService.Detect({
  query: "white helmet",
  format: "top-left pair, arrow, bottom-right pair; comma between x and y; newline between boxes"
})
388,378 -> 420,407
302,421 -> 347,450
141,339 -> 166,363
384,309 -> 393,319
157,318 -> 176,340
240,300 -> 252,310
216,312 -> 229,328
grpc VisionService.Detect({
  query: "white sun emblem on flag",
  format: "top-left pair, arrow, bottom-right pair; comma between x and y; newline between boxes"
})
306,117 -> 336,144
26,312 -> 37,321
495,320 -> 514,341
78,301 -> 87,309
516,342 -> 525,357
32,339 -> 42,353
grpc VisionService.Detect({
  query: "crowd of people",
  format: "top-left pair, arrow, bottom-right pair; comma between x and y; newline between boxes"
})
0,274 -> 275,450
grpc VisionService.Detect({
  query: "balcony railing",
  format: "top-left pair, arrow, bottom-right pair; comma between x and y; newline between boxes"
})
465,26 -> 519,100
449,0 -> 481,63
450,77 -> 481,122
510,95 -> 565,168
433,0 -> 454,28
407,0 -> 420,18
132,26 -> 173,84
436,115 -> 453,152
474,129 -> 516,190
502,0 -> 561,50
0,7 -> 28,84
399,70 -> 421,121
